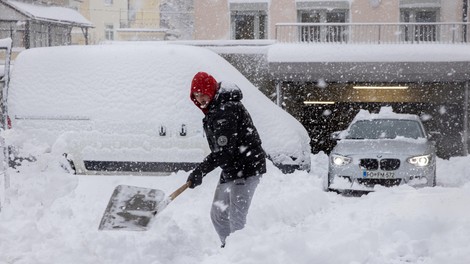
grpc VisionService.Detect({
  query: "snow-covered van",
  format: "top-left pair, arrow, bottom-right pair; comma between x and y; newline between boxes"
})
6,44 -> 311,175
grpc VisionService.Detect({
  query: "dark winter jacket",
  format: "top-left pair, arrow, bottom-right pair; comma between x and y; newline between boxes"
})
191,82 -> 266,183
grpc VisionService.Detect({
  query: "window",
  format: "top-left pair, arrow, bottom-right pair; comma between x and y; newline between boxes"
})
49,25 -> 71,46
229,2 -> 268,40
29,22 -> 49,48
231,10 -> 267,40
298,9 -> 348,43
105,24 -> 114,40
400,8 -> 439,42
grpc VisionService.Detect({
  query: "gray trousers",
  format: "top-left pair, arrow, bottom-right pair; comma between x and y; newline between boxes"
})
210,175 -> 261,245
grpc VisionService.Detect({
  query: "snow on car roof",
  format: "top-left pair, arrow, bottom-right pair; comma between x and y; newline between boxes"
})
352,107 -> 421,122
8,43 -> 309,157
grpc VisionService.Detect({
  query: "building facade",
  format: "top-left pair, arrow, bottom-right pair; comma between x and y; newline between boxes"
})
194,0 -> 466,41
78,0 -> 167,44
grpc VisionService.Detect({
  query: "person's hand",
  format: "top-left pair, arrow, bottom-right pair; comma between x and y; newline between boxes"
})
187,169 -> 203,189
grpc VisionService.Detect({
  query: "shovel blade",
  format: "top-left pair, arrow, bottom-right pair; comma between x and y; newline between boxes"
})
98,185 -> 166,231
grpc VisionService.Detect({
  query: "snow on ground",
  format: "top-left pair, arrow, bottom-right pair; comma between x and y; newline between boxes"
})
0,152 -> 469,264
1,42 -> 470,263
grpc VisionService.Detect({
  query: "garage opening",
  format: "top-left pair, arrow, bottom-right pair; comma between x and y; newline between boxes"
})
281,82 -> 468,159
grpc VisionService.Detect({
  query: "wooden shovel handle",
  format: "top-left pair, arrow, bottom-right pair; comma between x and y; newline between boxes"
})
169,181 -> 190,201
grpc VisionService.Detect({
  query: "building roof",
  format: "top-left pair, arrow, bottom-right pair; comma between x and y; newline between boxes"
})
267,44 -> 470,82
3,0 -> 92,27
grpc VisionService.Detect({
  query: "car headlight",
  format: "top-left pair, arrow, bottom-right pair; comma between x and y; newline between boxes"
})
331,154 -> 352,166
407,154 -> 431,167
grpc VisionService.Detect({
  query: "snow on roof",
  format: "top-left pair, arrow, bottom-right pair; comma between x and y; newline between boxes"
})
6,0 -> 92,27
267,44 -> 470,63
352,107 -> 421,122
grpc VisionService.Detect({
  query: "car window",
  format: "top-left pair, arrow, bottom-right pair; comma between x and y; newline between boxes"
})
346,119 -> 424,139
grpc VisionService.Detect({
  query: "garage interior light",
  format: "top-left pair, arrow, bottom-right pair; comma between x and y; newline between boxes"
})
303,101 -> 335,105
353,86 -> 409,90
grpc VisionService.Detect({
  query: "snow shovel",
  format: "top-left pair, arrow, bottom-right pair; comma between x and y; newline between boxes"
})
98,182 -> 190,231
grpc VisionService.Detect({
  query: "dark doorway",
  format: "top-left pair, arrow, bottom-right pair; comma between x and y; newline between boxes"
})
301,102 -> 463,159
280,81 -> 466,159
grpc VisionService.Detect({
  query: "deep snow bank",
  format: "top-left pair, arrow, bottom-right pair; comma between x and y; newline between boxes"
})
0,153 -> 469,264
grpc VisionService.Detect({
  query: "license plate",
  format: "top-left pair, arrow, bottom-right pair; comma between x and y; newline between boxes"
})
362,170 -> 395,179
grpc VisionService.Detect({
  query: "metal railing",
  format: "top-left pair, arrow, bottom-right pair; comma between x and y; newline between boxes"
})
275,22 -> 470,44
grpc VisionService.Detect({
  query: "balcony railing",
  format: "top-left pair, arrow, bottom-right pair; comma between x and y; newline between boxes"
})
275,22 -> 470,44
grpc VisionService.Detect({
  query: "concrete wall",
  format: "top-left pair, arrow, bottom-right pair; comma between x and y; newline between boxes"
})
79,0 -> 127,44
441,0 -> 462,22
351,0 -> 400,22
269,1 -> 296,38
194,0 -> 229,40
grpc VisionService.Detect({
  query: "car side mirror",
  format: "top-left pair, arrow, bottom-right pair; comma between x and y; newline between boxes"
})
331,131 -> 342,140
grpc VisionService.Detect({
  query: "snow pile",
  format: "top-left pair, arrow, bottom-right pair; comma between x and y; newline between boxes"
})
268,43 -> 470,63
352,106 -> 421,121
436,156 -> 470,187
0,151 -> 469,263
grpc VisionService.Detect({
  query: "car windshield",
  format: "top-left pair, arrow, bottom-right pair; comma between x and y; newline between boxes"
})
345,119 -> 424,139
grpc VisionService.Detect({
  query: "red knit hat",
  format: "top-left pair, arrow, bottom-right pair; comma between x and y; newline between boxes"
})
190,72 -> 218,111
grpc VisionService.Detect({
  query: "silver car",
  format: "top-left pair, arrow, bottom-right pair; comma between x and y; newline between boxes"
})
327,108 -> 437,192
